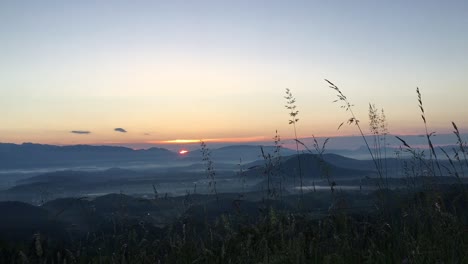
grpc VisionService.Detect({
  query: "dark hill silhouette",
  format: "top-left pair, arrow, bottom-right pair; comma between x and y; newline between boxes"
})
42,197 -> 96,232
321,153 -> 402,172
0,201 -> 67,241
245,153 -> 375,181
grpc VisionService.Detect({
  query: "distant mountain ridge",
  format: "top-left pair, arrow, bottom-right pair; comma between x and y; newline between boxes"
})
0,143 -> 298,170
0,143 -> 176,169
0,143 -> 172,153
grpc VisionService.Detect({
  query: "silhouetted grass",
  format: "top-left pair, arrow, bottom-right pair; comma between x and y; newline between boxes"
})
285,88 -> 305,201
326,79 -> 386,187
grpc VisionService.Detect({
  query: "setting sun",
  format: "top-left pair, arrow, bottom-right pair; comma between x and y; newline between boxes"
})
179,150 -> 189,155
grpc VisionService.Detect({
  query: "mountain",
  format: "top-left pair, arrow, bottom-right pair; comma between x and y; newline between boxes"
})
0,143 -> 177,169
0,143 -> 298,170
279,154 -> 375,179
321,153 -> 404,172
244,153 -> 376,188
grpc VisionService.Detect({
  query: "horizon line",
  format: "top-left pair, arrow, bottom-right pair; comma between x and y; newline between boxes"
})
2,132 -> 466,149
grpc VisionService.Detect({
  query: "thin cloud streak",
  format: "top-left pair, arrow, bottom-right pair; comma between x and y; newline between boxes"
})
71,130 -> 91,135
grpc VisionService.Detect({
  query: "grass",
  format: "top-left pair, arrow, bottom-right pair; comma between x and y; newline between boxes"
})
327,79 -> 386,187
1,80 -> 467,263
200,140 -> 218,201
2,188 -> 466,263
285,88 -> 305,201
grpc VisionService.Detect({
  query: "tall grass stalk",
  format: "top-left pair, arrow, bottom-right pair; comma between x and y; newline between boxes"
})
440,122 -> 467,186
237,158 -> 246,199
452,121 -> 468,171
260,132 -> 283,199
273,130 -> 284,199
417,87 -> 442,177
440,147 -> 462,183
285,88 -> 304,200
395,135 -> 432,186
369,104 -> 389,187
261,130 -> 284,199
326,79 -> 384,187
260,146 -> 273,198
200,140 -> 218,201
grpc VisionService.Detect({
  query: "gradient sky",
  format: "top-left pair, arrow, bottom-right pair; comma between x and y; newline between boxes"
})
1,0 -> 467,148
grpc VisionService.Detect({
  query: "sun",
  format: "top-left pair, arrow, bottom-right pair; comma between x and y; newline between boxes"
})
179,149 -> 189,155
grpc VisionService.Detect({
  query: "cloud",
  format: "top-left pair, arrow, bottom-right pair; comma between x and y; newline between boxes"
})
71,130 -> 91,135
144,133 -> 151,136
114,128 -> 127,133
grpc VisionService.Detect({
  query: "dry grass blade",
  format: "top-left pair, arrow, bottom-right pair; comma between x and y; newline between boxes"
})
440,147 -> 461,181
337,122 -> 344,130
395,136 -> 411,149
452,121 -> 468,169
416,87 -> 442,176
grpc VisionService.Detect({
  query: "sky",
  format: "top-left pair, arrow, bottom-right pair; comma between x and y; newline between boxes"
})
1,0 -> 467,149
